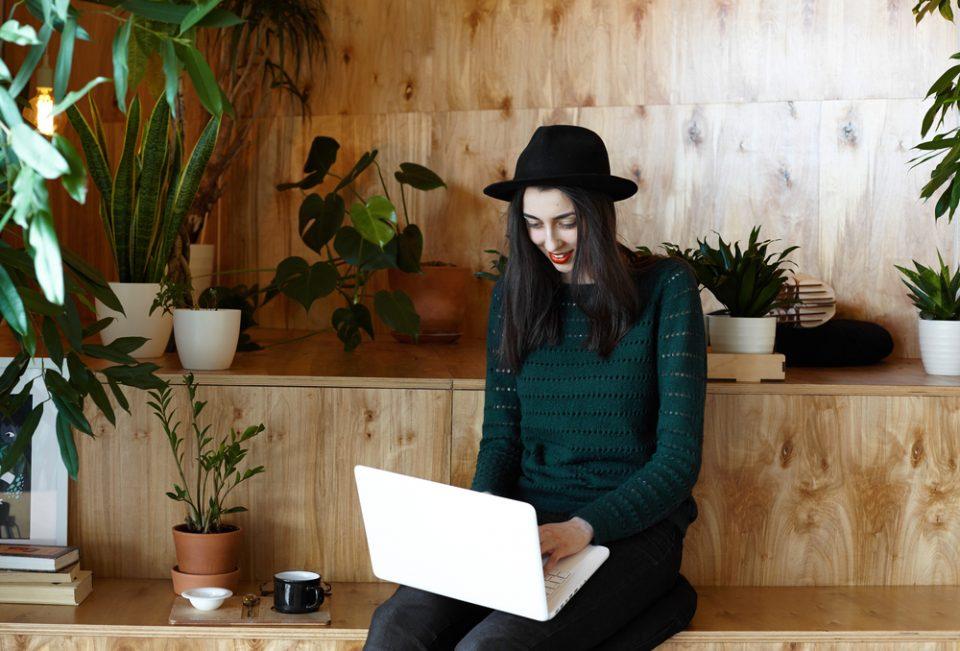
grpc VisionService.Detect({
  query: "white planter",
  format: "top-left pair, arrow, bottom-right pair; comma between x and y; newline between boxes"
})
94,282 -> 173,359
173,309 -> 241,371
189,244 -> 215,299
707,314 -> 777,354
918,317 -> 960,376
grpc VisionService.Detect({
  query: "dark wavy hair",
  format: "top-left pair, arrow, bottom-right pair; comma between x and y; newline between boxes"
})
497,185 -> 664,372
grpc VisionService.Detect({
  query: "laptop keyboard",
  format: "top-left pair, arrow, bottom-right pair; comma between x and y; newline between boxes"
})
544,569 -> 572,597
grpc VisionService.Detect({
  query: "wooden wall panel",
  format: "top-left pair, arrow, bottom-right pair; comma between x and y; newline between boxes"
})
72,385 -> 451,583
450,389 -> 960,586
53,1 -> 960,354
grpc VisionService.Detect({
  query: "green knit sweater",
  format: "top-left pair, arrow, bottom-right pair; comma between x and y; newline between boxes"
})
470,258 -> 707,545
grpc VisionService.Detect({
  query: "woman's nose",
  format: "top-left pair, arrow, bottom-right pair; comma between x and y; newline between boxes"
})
544,227 -> 563,250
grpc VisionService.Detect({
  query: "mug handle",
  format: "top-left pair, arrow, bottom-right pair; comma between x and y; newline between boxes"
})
306,585 -> 322,610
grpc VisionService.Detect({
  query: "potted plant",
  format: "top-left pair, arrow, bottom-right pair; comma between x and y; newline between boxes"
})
149,374 -> 265,593
67,95 -> 221,359
651,226 -> 798,354
271,136 -> 448,350
896,252 -> 960,375
152,279 -> 242,371
380,164 -> 472,343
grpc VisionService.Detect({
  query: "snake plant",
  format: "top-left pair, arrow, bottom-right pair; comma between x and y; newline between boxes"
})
66,95 -> 221,283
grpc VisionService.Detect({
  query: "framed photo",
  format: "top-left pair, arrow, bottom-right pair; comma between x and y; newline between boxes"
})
0,358 -> 68,545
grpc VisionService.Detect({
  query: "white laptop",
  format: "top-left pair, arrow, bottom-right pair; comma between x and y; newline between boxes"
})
354,464 -> 610,621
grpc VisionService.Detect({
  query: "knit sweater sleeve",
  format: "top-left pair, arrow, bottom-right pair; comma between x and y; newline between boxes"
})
470,281 -> 523,496
572,261 -> 707,544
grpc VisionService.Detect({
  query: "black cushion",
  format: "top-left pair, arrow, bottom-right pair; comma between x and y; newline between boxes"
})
774,319 -> 894,367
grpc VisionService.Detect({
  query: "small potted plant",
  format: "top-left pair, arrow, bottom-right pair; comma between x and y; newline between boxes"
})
896,252 -> 960,375
651,226 -> 798,354
152,279 -> 242,371
149,374 -> 265,594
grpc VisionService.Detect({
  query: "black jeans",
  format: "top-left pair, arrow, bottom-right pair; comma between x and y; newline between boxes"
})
363,517 -> 697,650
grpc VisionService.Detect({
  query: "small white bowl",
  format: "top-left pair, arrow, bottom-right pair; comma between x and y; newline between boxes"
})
181,587 -> 233,611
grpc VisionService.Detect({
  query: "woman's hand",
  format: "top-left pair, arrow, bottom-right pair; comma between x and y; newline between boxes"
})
539,517 -> 594,573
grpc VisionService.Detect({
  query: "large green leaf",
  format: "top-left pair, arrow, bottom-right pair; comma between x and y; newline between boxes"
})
112,16 -> 132,112
53,15 -> 76,101
303,136 -> 339,175
349,198 -> 397,248
130,97 -> 170,281
10,124 -> 69,179
53,135 -> 87,204
179,0 -> 223,34
0,263 -> 28,335
9,21 -> 52,97
28,207 -> 65,305
396,224 -> 423,273
112,96 -> 141,281
298,192 -> 344,254
161,40 -> 179,116
173,42 -> 222,115
374,289 -> 420,338
150,113 -> 220,281
394,162 -> 446,191
272,257 -> 337,311
55,412 -> 78,479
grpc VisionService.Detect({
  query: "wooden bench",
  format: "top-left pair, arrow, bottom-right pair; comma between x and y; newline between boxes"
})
4,579 -> 959,649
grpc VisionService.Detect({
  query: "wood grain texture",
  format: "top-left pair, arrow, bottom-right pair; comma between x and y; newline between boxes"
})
72,384 -> 451,583
449,390 -> 960,586
48,1 -> 960,357
5,580 -> 960,649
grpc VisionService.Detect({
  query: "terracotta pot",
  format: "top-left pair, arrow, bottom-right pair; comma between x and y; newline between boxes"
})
387,265 -> 472,344
170,565 -> 240,595
172,524 -> 242,575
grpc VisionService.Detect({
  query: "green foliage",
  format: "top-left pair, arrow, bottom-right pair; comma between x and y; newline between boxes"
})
911,0 -> 960,221
271,136 -> 448,351
895,251 -> 960,320
647,226 -> 799,318
475,249 -> 507,282
148,373 -> 265,534
67,95 -> 222,282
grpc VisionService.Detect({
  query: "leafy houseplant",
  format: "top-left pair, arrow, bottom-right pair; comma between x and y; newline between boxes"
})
270,136 -> 447,350
644,225 -> 798,354
0,0 -> 240,478
896,252 -> 960,374
475,249 -> 507,282
67,95 -> 221,358
149,373 -> 265,592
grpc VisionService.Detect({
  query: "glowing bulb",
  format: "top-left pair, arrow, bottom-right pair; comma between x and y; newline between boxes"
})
35,86 -> 55,136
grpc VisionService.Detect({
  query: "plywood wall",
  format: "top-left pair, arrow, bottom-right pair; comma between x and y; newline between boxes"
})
56,1 -> 960,356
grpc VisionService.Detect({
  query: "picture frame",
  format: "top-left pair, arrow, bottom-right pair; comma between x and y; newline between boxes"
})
0,357 -> 68,546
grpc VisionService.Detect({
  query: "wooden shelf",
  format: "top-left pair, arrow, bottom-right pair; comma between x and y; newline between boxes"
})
4,580 -> 960,647
5,326 -> 957,395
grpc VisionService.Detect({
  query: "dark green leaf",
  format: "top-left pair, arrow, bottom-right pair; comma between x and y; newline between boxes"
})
53,135 -> 87,203
0,405 -> 43,476
396,224 -> 423,273
55,412 -> 78,479
112,17 -> 133,112
303,136 -> 339,175
299,192 -> 344,254
53,16 -> 76,101
394,162 -> 446,191
0,264 -> 28,335
173,42 -> 222,115
374,289 -> 420,337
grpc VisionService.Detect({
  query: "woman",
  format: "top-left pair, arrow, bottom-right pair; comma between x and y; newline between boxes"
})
364,125 -> 705,650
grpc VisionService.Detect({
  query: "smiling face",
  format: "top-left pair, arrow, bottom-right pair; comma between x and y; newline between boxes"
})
522,187 -> 580,282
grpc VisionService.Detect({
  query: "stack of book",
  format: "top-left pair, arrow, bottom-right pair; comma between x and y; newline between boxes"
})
0,544 -> 92,605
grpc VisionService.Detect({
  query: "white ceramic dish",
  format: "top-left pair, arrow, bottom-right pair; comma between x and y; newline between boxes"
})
181,587 -> 233,611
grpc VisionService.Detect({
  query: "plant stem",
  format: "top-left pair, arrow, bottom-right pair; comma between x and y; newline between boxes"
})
374,160 -> 391,203
399,183 -> 410,229
260,329 -> 323,349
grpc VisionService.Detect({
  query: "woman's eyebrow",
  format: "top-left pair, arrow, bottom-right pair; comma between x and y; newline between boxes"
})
523,211 -> 577,220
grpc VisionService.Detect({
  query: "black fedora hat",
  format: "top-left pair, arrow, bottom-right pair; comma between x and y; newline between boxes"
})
483,125 -> 637,202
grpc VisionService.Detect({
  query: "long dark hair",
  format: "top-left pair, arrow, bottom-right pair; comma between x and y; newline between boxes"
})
497,185 -> 664,372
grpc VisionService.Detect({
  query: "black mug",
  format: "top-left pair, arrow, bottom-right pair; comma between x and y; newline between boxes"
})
274,570 -> 324,614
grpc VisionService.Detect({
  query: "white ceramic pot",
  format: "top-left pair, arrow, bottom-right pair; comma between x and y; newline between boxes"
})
707,314 -> 778,354
189,244 -> 216,299
918,317 -> 960,376
94,282 -> 173,359
173,309 -> 241,371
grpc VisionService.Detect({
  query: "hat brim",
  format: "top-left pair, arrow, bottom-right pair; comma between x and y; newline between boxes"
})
482,173 -> 638,202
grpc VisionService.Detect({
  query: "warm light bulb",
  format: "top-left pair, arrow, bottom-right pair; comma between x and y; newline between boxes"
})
35,86 -> 54,136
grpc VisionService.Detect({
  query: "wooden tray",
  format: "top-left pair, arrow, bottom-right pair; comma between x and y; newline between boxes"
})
707,352 -> 785,383
169,595 -> 331,626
